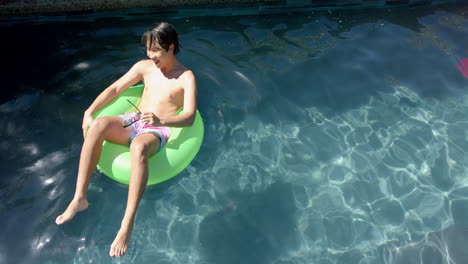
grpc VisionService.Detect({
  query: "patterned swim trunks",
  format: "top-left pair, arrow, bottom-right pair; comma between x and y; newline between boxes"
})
119,112 -> 171,152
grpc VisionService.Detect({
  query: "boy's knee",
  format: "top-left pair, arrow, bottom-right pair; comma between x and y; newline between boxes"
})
130,142 -> 149,156
89,118 -> 109,133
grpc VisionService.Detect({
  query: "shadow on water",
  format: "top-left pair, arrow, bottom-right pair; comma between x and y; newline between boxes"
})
198,182 -> 298,264
2,4 -> 467,112
267,6 -> 468,118
177,5 -> 468,121
0,18 -> 146,104
1,22 -> 87,104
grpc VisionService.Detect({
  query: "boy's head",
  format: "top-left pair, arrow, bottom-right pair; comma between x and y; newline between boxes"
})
142,22 -> 181,55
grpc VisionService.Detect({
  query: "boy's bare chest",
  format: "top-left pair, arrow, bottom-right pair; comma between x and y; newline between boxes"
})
143,72 -> 183,102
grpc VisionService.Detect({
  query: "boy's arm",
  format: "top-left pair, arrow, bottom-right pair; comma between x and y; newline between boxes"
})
85,61 -> 145,116
82,61 -> 144,136
159,70 -> 197,127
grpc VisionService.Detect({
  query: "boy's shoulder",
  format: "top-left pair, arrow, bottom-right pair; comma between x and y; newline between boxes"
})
181,68 -> 195,80
135,59 -> 153,67
132,59 -> 156,74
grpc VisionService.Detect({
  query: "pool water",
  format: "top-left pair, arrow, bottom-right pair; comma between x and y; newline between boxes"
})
2,4 -> 468,264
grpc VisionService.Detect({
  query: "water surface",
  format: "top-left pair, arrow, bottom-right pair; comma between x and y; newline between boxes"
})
2,5 -> 468,264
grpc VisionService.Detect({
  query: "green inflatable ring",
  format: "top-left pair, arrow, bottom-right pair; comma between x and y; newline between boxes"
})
93,84 -> 204,185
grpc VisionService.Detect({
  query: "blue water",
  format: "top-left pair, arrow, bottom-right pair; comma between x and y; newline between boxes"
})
2,5 -> 468,264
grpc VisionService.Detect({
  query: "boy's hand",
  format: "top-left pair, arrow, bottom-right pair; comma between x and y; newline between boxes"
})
82,112 -> 94,138
140,112 -> 162,126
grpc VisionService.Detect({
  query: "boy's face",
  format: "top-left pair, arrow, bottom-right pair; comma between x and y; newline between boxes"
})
146,40 -> 173,68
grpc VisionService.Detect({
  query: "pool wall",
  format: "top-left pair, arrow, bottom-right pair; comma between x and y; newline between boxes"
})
2,0 -> 468,15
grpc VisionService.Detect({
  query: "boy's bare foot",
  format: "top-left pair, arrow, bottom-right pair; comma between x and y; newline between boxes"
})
109,227 -> 133,257
55,199 -> 89,225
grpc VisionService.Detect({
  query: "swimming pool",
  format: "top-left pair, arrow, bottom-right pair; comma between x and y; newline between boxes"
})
1,3 -> 468,264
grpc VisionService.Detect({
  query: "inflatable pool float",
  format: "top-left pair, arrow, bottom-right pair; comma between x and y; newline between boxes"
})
93,84 -> 204,185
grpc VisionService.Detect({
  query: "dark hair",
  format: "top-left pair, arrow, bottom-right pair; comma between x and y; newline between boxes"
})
142,22 -> 181,55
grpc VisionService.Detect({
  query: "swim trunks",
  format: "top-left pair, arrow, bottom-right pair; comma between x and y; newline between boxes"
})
119,112 -> 171,152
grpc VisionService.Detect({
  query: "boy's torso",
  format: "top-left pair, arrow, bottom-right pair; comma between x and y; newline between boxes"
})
138,60 -> 188,119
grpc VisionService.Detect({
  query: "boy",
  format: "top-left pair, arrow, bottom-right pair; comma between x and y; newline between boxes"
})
55,22 -> 197,258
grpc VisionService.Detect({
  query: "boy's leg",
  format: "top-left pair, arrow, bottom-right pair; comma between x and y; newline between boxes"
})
56,116 -> 132,225
110,133 -> 160,257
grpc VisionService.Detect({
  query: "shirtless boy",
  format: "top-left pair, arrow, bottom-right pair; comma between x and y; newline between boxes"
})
55,22 -> 197,258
